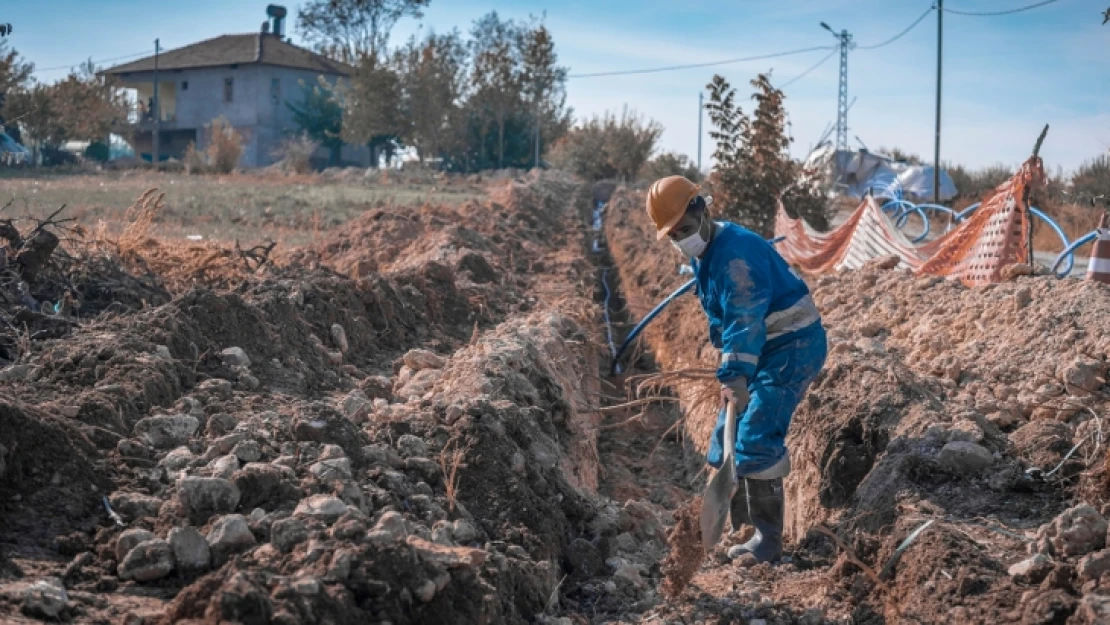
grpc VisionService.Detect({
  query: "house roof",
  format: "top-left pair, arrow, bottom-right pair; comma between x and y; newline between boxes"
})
103,34 -> 352,76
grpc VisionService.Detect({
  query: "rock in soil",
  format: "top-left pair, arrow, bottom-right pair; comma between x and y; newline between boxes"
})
119,539 -> 175,582
168,526 -> 211,572
178,476 -> 242,524
114,528 -> 155,561
1032,504 -> 1108,558
207,514 -> 257,566
133,413 -> 199,449
21,577 -> 67,619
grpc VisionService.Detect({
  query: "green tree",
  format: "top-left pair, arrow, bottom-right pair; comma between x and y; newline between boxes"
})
469,12 -> 522,169
3,83 -> 64,163
394,30 -> 468,164
339,54 -> 405,166
517,17 -> 569,168
297,0 -> 431,63
705,73 -> 827,235
548,107 -> 662,182
287,77 -> 343,165
642,152 -> 702,183
0,40 -> 32,135
50,59 -> 131,142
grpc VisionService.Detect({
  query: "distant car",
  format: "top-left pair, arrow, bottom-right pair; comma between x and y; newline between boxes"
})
0,131 -> 30,165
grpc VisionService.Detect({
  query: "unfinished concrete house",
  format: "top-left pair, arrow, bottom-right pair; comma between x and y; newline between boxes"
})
103,6 -> 369,168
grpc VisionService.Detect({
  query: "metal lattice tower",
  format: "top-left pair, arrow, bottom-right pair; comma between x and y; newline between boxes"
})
821,22 -> 853,152
835,30 -> 852,152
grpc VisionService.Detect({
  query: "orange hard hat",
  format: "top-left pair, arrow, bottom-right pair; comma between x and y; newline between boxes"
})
646,176 -> 700,240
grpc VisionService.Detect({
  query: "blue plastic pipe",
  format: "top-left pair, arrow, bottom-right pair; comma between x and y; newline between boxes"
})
610,279 -> 695,375
1052,231 -> 1096,279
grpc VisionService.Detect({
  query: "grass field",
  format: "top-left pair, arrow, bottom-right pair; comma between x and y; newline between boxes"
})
0,169 -> 486,246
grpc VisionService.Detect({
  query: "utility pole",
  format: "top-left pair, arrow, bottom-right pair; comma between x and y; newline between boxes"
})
697,91 -> 703,172
152,38 -> 160,166
821,22 -> 853,152
534,97 -> 541,169
933,0 -> 943,203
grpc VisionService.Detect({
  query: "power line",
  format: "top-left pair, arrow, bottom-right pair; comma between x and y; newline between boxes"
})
943,0 -> 1059,16
35,50 -> 154,73
856,5 -> 936,50
567,45 -> 835,79
778,49 -> 838,89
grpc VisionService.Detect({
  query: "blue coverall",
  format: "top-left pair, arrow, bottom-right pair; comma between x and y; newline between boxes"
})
694,222 -> 828,477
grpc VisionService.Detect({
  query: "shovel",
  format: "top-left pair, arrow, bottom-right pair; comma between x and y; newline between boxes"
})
700,400 -> 737,551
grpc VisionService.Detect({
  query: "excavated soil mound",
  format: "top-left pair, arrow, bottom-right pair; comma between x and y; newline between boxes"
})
0,171 -> 623,625
604,186 -> 1110,623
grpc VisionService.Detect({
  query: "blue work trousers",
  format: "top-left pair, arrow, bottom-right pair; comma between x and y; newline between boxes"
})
706,323 -> 828,476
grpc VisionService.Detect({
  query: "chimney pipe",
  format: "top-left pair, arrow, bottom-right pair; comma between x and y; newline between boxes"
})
261,21 -> 270,34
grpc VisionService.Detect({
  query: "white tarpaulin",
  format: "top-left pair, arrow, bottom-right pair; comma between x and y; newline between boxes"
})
894,165 -> 958,202
803,143 -> 959,201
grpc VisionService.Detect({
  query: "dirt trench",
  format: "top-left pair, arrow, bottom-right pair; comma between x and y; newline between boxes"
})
0,171 -> 678,624
601,186 -> 1110,624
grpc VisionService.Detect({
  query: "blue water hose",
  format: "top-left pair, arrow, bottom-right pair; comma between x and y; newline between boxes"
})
609,278 -> 695,375
1052,231 -> 1096,278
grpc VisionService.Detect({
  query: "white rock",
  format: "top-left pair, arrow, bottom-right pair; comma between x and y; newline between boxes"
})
221,347 -> 251,368
115,528 -> 156,562
168,526 -> 210,572
452,519 -> 478,543
119,539 -> 174,582
294,495 -> 348,524
160,446 -> 195,472
232,440 -> 262,463
21,577 -> 67,619
402,349 -> 446,371
134,414 -> 199,449
271,517 -> 309,553
310,458 -> 353,481
937,441 -> 994,474
1008,553 -> 1051,578
209,453 -> 240,480
396,435 -> 427,458
177,476 -> 241,523
207,514 -> 256,565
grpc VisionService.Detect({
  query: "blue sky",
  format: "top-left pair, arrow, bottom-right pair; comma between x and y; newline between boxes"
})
6,0 -> 1108,172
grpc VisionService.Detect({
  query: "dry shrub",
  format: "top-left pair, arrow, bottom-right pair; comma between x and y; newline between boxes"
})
272,133 -> 319,174
183,142 -> 207,175
206,116 -> 243,174
118,188 -> 166,252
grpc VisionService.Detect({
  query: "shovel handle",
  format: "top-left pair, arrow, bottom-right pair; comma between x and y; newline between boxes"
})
722,400 -> 737,465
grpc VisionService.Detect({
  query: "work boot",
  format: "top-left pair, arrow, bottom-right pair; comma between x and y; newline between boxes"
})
726,477 -> 784,564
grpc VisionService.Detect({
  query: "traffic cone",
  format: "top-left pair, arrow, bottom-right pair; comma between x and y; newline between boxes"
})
1086,213 -> 1110,284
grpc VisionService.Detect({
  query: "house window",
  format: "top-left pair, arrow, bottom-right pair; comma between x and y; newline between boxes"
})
181,80 -> 188,91
224,78 -> 234,103
270,78 -> 280,105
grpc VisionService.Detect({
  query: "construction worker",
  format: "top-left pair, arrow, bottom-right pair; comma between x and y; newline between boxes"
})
646,175 -> 828,565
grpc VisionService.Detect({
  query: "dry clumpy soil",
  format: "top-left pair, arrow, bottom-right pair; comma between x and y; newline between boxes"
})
659,497 -> 703,600
604,186 -> 1110,624
0,171 -> 668,625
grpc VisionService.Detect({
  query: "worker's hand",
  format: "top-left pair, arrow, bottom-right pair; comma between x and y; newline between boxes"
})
720,377 -> 750,409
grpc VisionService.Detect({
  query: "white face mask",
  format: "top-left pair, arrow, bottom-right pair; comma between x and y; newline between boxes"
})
671,215 -> 709,257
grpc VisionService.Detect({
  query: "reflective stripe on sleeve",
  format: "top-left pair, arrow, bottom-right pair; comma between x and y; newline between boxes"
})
721,352 -> 759,366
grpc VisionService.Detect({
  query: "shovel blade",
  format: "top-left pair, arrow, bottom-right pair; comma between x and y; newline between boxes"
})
700,463 -> 734,551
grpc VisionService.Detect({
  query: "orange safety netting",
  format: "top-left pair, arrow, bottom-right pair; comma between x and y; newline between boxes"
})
775,156 -> 1046,286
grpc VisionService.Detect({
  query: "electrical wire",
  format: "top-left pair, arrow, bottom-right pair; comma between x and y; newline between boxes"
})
943,0 -> 1059,16
856,5 -> 937,49
777,48 -> 837,89
35,50 -> 155,73
567,45 -> 835,79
